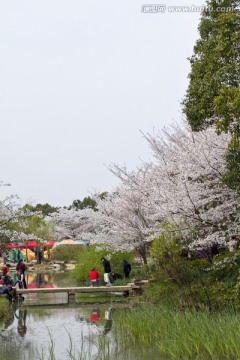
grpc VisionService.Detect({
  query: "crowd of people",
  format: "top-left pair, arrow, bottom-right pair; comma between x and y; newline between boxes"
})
0,259 -> 27,302
89,258 -> 132,287
0,251 -> 132,303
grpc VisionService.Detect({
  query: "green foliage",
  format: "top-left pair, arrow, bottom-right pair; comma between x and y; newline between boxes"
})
22,203 -> 59,216
72,245 -> 134,283
51,244 -> 85,261
208,251 -> 240,283
130,259 -> 156,280
214,87 -> 240,134
150,224 -> 201,287
69,197 -> 97,211
112,278 -> 129,286
69,193 -> 108,211
183,1 -> 240,131
222,147 -> 240,191
22,214 -> 53,241
148,224 -> 240,309
6,208 -> 53,242
141,282 -> 179,308
183,0 -> 240,190
0,297 -> 9,319
114,305 -> 240,359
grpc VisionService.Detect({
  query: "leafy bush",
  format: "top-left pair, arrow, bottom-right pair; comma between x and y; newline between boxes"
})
147,224 -> 240,309
51,244 -> 85,261
72,245 -> 134,283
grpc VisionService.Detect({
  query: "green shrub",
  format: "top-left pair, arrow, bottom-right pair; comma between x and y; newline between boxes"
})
112,278 -> 129,286
72,245 -> 134,283
147,224 -> 240,309
51,244 -> 85,261
141,282 -> 179,308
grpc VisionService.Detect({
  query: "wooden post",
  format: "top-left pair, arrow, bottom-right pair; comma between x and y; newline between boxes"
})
25,241 -> 28,263
68,292 -> 75,304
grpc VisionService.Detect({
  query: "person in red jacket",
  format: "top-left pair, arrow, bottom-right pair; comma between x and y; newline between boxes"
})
89,268 -> 100,286
1,263 -> 10,276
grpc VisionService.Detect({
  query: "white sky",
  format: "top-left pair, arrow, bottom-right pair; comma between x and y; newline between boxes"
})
0,0 -> 205,207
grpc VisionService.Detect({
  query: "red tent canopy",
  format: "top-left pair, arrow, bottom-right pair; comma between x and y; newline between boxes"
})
5,243 -> 18,249
6,240 -> 38,249
44,239 -> 55,248
6,243 -> 28,249
26,240 -> 37,248
6,239 -> 55,249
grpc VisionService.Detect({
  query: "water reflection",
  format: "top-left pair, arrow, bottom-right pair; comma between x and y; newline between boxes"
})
1,306 -> 115,360
27,273 -> 54,288
89,307 -> 112,335
15,309 -> 27,337
103,307 -> 112,335
11,272 -> 55,289
0,272 -> 161,359
90,308 -> 100,323
0,305 -> 160,360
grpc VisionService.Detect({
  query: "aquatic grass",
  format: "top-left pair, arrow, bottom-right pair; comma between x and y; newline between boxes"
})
4,301 -> 240,360
36,328 -> 56,360
113,305 -> 240,359
62,325 -> 114,360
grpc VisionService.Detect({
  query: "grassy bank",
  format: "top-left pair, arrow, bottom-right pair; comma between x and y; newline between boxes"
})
0,297 -> 9,320
113,305 -> 240,359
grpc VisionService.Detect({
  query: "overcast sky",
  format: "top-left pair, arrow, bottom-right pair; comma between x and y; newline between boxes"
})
0,0 -> 205,207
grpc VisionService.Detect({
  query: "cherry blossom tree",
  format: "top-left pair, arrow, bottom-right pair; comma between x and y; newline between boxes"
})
48,123 -> 240,262
91,124 -> 240,257
0,194 -> 43,246
0,186 -> 49,247
48,207 -> 97,241
144,124 -> 240,248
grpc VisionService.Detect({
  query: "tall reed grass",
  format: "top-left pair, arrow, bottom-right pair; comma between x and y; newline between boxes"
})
113,305 -> 240,359
12,304 -> 240,359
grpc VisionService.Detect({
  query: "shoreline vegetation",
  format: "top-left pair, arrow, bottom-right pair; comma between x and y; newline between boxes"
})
0,297 -> 9,320
2,240 -> 240,359
113,305 -> 240,360
20,305 -> 240,360
1,253 -> 240,359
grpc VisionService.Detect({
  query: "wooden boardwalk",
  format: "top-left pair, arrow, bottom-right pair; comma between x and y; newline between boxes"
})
15,284 -> 142,305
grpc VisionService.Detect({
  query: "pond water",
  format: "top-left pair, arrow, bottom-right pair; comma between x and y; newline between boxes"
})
1,271 -> 159,360
1,305 -> 115,360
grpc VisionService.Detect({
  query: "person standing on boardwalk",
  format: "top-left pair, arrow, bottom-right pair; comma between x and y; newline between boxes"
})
2,251 -> 8,264
15,269 -> 24,289
123,260 -> 131,278
101,257 -> 112,287
16,260 -> 27,289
